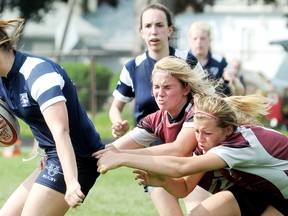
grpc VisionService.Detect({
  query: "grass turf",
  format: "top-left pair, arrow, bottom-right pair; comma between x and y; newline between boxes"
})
0,147 -> 185,215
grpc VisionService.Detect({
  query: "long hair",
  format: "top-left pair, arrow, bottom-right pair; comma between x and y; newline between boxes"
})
152,56 -> 216,97
193,94 -> 270,128
0,18 -> 24,51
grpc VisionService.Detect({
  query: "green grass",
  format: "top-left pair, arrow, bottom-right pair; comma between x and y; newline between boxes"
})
1,107 -> 175,215
0,148 -> 165,215
5,107 -> 288,215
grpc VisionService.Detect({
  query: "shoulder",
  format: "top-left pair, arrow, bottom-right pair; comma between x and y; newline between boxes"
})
20,54 -> 65,81
173,48 -> 189,59
135,52 -> 148,66
124,52 -> 148,72
173,48 -> 199,68
210,53 -> 227,65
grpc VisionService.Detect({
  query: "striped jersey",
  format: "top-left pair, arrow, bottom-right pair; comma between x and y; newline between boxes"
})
0,51 -> 104,157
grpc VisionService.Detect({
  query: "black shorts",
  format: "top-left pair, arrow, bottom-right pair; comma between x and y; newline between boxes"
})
227,185 -> 288,216
35,156 -> 100,197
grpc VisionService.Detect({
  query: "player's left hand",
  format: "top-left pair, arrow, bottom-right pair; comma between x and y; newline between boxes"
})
92,144 -> 119,159
96,151 -> 121,174
133,169 -> 167,187
38,156 -> 47,170
65,182 -> 85,208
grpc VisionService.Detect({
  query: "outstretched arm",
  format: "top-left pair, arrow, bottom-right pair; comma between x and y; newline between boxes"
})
97,151 -> 227,178
133,169 -> 204,198
94,127 -> 198,157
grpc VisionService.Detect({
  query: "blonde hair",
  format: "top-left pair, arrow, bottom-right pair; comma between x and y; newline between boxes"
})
188,21 -> 212,38
152,56 -> 216,97
0,18 -> 24,50
193,94 -> 270,128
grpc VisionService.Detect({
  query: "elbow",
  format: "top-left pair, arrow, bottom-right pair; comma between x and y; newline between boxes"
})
168,145 -> 189,157
172,164 -> 191,178
174,148 -> 193,157
171,168 -> 187,178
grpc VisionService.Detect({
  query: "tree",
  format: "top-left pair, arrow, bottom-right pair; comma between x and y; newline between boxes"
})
0,0 -> 57,22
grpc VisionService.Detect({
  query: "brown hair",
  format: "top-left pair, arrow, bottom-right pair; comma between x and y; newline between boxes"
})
0,18 -> 24,51
139,3 -> 174,31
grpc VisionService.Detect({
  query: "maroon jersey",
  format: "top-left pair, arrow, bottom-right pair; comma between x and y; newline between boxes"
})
208,125 -> 288,199
128,99 -> 194,147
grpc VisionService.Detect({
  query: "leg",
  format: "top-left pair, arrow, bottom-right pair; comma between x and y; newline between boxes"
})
150,187 -> 183,216
21,183 -> 69,216
261,205 -> 284,216
0,169 -> 40,216
183,185 -> 211,214
188,191 -> 241,216
20,156 -> 99,216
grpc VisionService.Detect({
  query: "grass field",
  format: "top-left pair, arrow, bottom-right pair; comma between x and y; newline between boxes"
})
0,148 -> 184,215
0,107 -> 186,215
1,107 -> 287,215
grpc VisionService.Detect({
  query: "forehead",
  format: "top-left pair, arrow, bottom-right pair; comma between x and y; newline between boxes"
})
194,117 -> 217,129
190,28 -> 209,38
152,72 -> 178,84
142,9 -> 167,25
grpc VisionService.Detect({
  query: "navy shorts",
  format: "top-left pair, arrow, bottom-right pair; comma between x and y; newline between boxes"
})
227,185 -> 288,216
35,155 -> 100,197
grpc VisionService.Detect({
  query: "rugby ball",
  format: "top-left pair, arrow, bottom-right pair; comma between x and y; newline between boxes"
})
0,99 -> 20,147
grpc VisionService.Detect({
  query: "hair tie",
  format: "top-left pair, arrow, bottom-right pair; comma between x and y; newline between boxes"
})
154,69 -> 171,75
195,111 -> 220,121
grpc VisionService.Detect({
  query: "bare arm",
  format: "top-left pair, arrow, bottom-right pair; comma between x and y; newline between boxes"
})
112,131 -> 144,149
94,127 -> 198,157
97,151 -> 227,178
141,127 -> 197,156
134,169 -> 204,198
109,98 -> 130,138
42,101 -> 84,207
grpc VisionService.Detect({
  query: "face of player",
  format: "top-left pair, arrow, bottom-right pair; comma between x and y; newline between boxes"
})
152,71 -> 190,119
193,118 -> 231,153
188,28 -> 210,59
140,9 -> 173,55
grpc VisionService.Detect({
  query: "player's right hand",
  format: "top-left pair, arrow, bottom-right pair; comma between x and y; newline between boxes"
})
0,116 -> 7,132
92,144 -> 119,159
111,120 -> 130,138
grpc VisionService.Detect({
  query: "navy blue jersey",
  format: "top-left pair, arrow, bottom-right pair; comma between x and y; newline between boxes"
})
0,51 -> 104,157
113,47 -> 200,124
189,50 -> 230,96
204,51 -> 228,80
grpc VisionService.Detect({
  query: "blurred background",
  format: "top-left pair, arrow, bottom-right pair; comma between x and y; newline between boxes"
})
1,0 -> 288,131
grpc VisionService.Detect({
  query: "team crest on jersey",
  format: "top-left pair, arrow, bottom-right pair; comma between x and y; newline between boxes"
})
20,93 -> 31,107
209,67 -> 219,77
47,164 -> 61,176
42,163 -> 63,183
